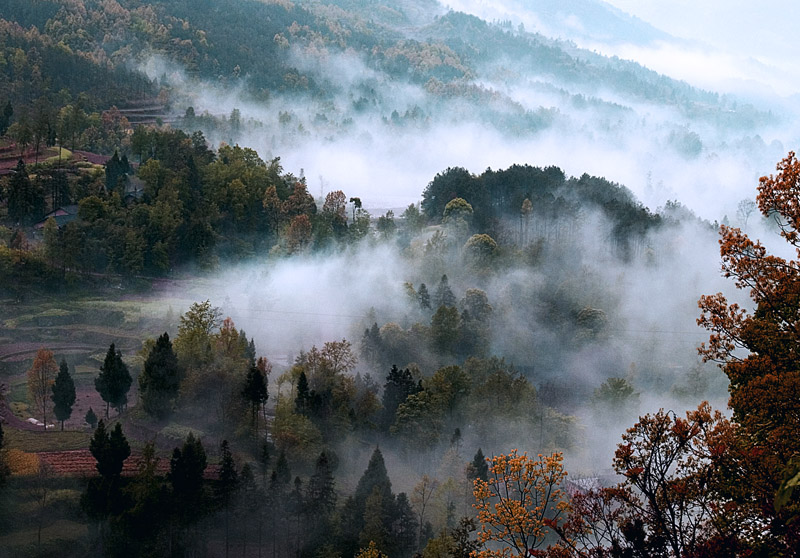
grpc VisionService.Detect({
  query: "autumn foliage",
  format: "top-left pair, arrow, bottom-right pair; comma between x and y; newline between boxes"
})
697,151 -> 800,552
472,450 -> 570,557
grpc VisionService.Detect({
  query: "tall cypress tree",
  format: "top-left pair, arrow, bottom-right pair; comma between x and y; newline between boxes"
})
241,364 -> 268,427
52,358 -> 76,430
95,343 -> 132,418
139,333 -> 180,419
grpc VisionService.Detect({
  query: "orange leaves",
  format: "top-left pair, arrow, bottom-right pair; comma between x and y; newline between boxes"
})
472,450 -> 569,558
758,151 -> 800,247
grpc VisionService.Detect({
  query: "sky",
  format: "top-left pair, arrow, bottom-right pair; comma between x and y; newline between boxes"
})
601,0 -> 800,98
446,0 -> 800,98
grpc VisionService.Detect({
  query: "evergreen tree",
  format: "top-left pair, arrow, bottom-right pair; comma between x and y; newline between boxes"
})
355,447 -> 394,506
89,420 -> 131,478
51,358 -> 76,430
7,159 -> 44,224
170,433 -> 207,499
381,366 -> 419,431
85,407 -> 98,429
392,492 -> 419,558
417,283 -> 432,310
95,343 -> 132,418
241,364 -> 268,427
434,274 -> 457,308
217,440 -> 238,558
139,333 -> 180,419
275,449 -> 291,485
468,448 -> 488,482
295,370 -> 311,415
307,451 -> 337,518
361,322 -> 383,368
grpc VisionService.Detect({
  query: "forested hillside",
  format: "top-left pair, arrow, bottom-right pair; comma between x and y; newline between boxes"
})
1,1 -> 799,557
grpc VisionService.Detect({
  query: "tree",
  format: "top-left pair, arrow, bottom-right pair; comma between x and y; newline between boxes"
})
697,151 -> 800,552
418,283 -> 432,310
6,159 -> 44,225
468,448 -> 488,482
170,433 -> 207,515
52,358 -> 76,430
472,450 -> 569,557
139,332 -> 180,419
434,274 -> 456,308
174,300 -> 221,370
95,343 -> 132,418
28,348 -> 58,430
242,363 -> 268,428
85,407 -> 98,429
381,365 -> 419,431
217,440 -> 238,558
90,420 -> 131,478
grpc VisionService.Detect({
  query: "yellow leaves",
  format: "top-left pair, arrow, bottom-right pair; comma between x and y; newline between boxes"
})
355,540 -> 388,558
5,448 -> 40,476
472,450 -> 570,557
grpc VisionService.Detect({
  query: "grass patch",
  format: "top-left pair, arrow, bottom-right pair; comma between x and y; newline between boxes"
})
159,423 -> 205,442
4,427 -> 91,453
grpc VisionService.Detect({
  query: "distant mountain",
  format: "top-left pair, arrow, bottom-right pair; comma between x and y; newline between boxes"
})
440,0 -> 675,46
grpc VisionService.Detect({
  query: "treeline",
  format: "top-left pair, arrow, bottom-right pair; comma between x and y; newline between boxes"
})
422,164 -> 661,256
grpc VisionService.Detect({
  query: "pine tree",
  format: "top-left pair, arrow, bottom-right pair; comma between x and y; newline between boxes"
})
139,333 -> 180,419
307,452 -> 337,517
241,364 -> 268,427
51,358 -> 76,430
95,343 -> 132,418
468,448 -> 488,482
85,407 -> 98,429
295,371 -> 310,415
275,449 -> 291,485
418,283 -> 431,310
89,420 -> 131,478
381,366 -> 419,431
434,274 -> 456,308
217,440 -> 238,558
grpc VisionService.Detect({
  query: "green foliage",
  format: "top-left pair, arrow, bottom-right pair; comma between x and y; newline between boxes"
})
51,359 -> 76,430
95,343 -> 132,418
89,420 -> 131,478
139,332 -> 180,419
84,407 -> 97,429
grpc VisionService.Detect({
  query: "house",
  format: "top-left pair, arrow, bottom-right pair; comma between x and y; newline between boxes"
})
33,205 -> 79,230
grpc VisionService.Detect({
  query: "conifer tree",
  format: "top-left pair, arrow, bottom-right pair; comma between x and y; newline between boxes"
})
52,358 -> 76,430
89,420 -> 131,478
469,448 -> 488,482
295,371 -> 310,415
381,366 -> 418,431
217,440 -> 238,558
85,407 -> 98,429
434,274 -> 456,308
241,364 -> 268,427
307,452 -> 337,516
418,283 -> 432,310
139,333 -> 180,419
95,343 -> 132,418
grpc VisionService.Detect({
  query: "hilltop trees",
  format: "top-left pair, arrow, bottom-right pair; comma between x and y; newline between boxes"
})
95,343 -> 132,418
27,348 -> 58,430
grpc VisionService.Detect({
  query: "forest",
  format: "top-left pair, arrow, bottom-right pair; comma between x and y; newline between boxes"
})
1,0 -> 799,557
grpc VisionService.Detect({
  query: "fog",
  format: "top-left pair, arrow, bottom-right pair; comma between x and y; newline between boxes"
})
143,0 -> 796,478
